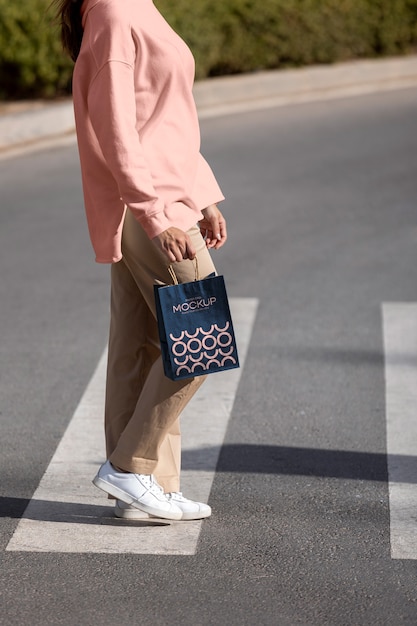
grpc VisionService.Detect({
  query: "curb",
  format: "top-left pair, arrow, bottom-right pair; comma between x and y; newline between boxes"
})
1,55 -> 417,154
194,55 -> 417,118
0,100 -> 75,153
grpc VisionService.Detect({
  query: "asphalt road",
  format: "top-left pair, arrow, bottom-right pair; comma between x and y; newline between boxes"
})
1,87 -> 417,625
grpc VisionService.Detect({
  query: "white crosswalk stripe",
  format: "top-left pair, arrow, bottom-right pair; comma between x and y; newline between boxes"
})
382,303 -> 417,560
6,298 -> 258,554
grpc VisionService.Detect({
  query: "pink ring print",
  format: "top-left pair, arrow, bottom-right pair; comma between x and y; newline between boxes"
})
169,322 -> 237,376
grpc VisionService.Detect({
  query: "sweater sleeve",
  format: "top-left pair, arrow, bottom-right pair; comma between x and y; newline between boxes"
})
87,59 -> 171,238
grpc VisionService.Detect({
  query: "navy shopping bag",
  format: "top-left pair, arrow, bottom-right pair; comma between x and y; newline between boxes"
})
154,264 -> 239,381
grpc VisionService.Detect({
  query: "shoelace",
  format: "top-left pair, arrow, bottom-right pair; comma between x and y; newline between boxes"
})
147,475 -> 166,497
166,492 -> 185,501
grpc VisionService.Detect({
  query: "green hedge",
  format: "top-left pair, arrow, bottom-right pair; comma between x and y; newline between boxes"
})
158,0 -> 417,79
0,0 -> 72,98
1,0 -> 416,99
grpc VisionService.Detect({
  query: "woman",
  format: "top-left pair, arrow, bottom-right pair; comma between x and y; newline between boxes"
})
55,0 -> 227,521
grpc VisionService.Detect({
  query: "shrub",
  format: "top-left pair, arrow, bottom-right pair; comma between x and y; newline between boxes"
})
0,0 -> 72,99
0,0 -> 416,100
157,0 -> 417,78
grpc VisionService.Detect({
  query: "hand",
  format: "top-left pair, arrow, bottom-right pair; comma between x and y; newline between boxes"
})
152,227 -> 196,263
199,204 -> 227,250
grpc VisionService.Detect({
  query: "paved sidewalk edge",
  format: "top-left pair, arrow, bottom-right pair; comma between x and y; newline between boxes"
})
1,55 -> 417,153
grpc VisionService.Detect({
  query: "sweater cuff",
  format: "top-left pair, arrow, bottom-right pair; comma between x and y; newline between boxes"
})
138,210 -> 172,239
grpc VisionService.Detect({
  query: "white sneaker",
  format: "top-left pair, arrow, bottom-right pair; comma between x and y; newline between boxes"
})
114,493 -> 211,521
166,492 -> 211,520
114,500 -> 149,520
93,460 -> 182,521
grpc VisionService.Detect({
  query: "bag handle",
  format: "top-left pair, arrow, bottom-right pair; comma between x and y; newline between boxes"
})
167,257 -> 200,285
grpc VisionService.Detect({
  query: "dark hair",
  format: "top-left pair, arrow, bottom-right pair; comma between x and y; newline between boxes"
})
52,0 -> 84,62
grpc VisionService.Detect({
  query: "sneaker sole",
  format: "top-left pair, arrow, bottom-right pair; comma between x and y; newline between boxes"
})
114,507 -> 212,521
92,475 -> 182,521
114,505 -> 149,520
180,509 -> 212,521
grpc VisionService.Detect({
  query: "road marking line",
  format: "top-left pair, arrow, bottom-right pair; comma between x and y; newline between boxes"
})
382,303 -> 417,560
6,298 -> 258,554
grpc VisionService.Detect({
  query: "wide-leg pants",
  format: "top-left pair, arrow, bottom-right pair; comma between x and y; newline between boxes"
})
104,209 -> 216,493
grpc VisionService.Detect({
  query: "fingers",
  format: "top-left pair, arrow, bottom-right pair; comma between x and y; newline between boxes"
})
214,214 -> 227,249
206,215 -> 220,248
201,206 -> 227,250
153,228 -> 196,263
185,236 -> 196,260
165,237 -> 195,263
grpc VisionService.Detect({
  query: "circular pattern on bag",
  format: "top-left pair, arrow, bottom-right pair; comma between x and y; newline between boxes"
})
169,322 -> 236,376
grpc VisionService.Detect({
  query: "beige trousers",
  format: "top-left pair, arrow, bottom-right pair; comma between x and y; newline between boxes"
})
104,209 -> 216,492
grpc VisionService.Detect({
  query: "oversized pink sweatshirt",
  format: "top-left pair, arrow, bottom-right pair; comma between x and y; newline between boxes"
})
73,0 -> 224,263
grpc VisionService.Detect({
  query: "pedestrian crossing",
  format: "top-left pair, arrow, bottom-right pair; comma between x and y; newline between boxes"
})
5,299 -> 417,559
6,298 -> 259,555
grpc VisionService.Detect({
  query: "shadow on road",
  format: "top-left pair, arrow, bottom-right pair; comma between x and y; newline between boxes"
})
0,497 -> 169,526
1,445 -> 415,524
182,444 -> 416,484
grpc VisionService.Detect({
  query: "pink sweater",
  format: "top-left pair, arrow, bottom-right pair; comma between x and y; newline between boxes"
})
73,0 -> 224,263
